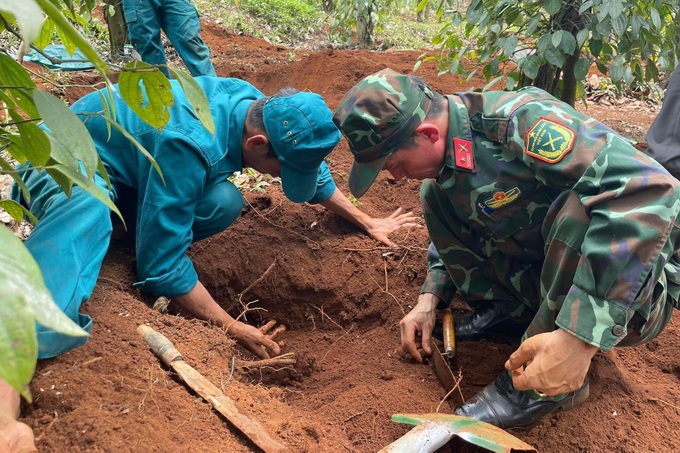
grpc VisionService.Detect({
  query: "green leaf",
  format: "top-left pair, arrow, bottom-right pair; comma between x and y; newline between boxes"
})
650,7 -> 661,30
33,89 -> 98,179
501,35 -> 518,59
590,38 -> 603,57
169,68 -> 215,135
14,117 -> 51,167
118,61 -> 173,131
611,14 -> 627,36
574,58 -> 590,80
576,29 -> 589,47
523,55 -> 539,80
544,0 -> 562,16
0,53 -> 39,118
610,64 -> 625,82
551,31 -> 562,49
558,31 -> 576,55
505,75 -> 516,91
55,20 -> 77,56
0,199 -> 37,224
0,0 -> 43,45
35,17 -> 55,50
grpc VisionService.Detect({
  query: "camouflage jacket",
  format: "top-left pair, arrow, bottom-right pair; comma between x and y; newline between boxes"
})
421,87 -> 680,349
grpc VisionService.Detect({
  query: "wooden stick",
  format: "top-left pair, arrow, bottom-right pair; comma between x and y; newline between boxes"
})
137,325 -> 288,453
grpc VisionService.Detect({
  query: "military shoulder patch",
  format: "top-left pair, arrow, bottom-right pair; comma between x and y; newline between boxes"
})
525,117 -> 576,164
453,137 -> 475,170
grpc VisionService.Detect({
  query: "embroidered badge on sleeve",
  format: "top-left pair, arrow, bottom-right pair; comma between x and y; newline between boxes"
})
454,137 -> 475,170
525,117 -> 576,163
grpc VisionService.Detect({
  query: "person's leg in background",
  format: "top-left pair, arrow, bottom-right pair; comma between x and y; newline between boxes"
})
122,0 -> 170,77
160,0 -> 216,77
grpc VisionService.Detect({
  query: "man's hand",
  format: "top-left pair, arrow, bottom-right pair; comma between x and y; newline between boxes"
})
505,329 -> 599,396
400,293 -> 439,362
363,207 -> 419,247
228,321 -> 282,359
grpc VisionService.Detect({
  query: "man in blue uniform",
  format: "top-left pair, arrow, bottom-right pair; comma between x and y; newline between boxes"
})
0,77 -> 416,451
122,0 -> 216,77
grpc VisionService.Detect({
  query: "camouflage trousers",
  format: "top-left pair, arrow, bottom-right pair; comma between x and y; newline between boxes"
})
421,180 -> 675,349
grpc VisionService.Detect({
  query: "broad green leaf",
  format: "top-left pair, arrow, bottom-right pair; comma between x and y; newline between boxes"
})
579,0 -> 594,15
558,31 -> 576,55
35,17 -> 55,50
169,68 -> 215,135
544,0 -> 562,16
505,76 -> 517,91
45,165 -> 73,198
0,53 -> 39,118
574,58 -> 590,80
118,61 -> 173,130
650,7 -> 661,30
589,39 -> 603,57
501,35 -> 518,59
610,64 -> 625,82
0,199 -> 37,224
55,20 -> 77,56
551,31 -> 562,48
14,117 -> 51,167
576,29 -> 589,47
605,0 -> 624,19
0,0 -> 44,46
34,89 -> 98,179
611,14 -> 627,36
522,56 -> 539,80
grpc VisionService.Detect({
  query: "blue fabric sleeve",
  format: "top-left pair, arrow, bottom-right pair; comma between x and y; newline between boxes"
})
132,132 -> 206,297
307,161 -> 336,204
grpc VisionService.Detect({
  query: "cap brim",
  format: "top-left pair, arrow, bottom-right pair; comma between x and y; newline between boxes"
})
281,165 -> 318,203
348,153 -> 391,198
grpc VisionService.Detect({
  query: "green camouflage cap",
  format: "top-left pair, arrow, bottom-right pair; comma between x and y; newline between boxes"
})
332,68 -> 432,198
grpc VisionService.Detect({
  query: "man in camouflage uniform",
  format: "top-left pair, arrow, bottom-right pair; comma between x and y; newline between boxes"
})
333,68 -> 680,428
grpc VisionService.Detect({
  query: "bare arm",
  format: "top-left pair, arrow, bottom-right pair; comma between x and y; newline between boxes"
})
173,281 -> 281,359
319,188 -> 419,246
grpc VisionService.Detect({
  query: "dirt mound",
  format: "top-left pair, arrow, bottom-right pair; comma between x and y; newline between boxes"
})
20,22 -> 678,453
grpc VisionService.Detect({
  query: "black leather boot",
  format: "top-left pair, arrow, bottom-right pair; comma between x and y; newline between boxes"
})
433,306 -> 529,343
454,370 -> 590,429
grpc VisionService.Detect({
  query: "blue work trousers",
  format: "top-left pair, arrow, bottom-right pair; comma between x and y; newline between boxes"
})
122,0 -> 216,77
14,170 -> 242,359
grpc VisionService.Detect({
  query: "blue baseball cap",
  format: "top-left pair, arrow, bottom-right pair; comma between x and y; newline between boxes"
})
263,92 -> 341,203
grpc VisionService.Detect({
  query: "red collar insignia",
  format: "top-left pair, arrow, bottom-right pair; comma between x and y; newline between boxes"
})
454,138 -> 474,170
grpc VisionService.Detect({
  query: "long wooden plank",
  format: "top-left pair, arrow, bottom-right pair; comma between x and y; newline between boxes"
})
138,325 -> 288,453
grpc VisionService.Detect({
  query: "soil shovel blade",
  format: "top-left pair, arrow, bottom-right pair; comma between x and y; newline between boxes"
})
381,413 -> 537,453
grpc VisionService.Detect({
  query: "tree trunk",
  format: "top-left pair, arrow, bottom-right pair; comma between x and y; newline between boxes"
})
103,0 -> 128,63
356,2 -> 375,48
